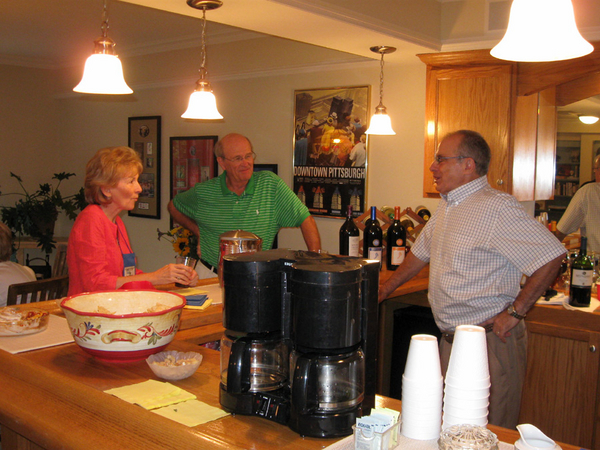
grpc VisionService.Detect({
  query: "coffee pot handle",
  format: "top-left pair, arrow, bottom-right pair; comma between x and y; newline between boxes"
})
291,356 -> 313,413
227,338 -> 251,394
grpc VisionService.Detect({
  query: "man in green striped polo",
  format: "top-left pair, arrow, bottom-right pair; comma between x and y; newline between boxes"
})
168,133 -> 321,277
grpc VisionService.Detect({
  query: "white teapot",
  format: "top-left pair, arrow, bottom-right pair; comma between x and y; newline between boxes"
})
515,424 -> 561,450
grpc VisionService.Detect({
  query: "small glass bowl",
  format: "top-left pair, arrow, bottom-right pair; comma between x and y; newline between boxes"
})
0,306 -> 49,336
146,350 -> 203,380
439,424 -> 498,450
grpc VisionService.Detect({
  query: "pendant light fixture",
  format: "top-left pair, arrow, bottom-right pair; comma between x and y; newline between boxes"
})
579,115 -> 600,125
73,0 -> 133,95
490,0 -> 593,62
182,0 -> 224,120
365,46 -> 396,136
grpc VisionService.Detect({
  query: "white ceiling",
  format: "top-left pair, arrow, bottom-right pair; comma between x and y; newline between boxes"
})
2,0 -> 600,118
0,0 -> 442,69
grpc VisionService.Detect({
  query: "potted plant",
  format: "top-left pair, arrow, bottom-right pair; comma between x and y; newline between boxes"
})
0,172 -> 87,254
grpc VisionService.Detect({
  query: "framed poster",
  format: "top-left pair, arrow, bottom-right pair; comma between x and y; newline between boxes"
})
292,85 -> 370,218
169,135 -> 218,227
128,116 -> 161,219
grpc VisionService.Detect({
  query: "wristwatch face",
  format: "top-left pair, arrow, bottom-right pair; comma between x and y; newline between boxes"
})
508,304 -> 525,319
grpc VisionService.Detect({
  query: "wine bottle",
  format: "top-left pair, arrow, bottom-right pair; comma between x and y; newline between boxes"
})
339,205 -> 360,256
416,205 -> 431,222
386,206 -> 406,270
363,206 -> 383,264
401,219 -> 414,235
569,236 -> 593,307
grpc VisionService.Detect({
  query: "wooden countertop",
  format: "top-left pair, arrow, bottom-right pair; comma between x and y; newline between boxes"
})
380,265 -> 429,299
0,338 -> 579,450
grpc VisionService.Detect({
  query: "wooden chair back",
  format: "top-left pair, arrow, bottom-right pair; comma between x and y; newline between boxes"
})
6,275 -> 69,306
52,244 -> 68,278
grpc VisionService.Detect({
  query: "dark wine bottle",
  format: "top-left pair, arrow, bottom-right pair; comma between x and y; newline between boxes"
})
339,205 -> 360,256
416,205 -> 431,222
363,206 -> 383,263
569,236 -> 593,307
386,206 -> 406,270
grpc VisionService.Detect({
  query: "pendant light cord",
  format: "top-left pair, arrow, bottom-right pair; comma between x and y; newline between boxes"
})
101,0 -> 109,39
378,51 -> 385,106
200,7 -> 208,74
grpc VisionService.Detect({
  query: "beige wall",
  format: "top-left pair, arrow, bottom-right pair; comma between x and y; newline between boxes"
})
1,36 -> 437,271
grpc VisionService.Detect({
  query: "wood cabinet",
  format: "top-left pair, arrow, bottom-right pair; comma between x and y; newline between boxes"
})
418,50 -> 556,201
519,306 -> 600,449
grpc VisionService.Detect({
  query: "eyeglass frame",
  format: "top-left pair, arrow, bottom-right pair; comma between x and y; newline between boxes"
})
221,152 -> 257,164
432,154 -> 469,164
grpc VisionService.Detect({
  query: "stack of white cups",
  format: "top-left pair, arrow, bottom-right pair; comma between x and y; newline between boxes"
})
401,334 -> 443,440
443,325 -> 490,429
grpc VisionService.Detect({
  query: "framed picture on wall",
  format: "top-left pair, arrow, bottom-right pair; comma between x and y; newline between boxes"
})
128,116 -> 161,219
169,135 -> 218,227
292,85 -> 370,219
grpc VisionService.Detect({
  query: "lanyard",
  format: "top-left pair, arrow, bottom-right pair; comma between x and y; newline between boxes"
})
116,221 -> 136,276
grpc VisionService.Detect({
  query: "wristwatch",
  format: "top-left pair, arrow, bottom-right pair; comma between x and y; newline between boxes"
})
507,303 -> 526,320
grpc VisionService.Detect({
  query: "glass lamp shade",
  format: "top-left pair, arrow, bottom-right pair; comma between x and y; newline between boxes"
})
73,54 -> 133,94
490,0 -> 593,62
579,115 -> 600,125
181,90 -> 223,120
365,106 -> 395,135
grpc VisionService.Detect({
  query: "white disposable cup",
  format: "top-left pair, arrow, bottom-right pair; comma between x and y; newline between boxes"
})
443,394 -> 489,410
401,416 -> 441,441
444,374 -> 491,389
445,325 -> 490,381
402,375 -> 444,395
444,384 -> 490,400
443,403 -> 488,418
403,334 -> 442,380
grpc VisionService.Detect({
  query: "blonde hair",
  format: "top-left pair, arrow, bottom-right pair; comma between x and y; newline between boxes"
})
0,222 -> 13,262
85,146 -> 143,205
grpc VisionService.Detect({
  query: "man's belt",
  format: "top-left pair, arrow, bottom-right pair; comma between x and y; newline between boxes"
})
442,324 -> 494,344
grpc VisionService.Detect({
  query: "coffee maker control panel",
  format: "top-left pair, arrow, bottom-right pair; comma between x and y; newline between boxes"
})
253,393 -> 289,424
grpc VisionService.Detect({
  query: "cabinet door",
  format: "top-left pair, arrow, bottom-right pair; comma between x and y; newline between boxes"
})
519,323 -> 600,449
423,65 -> 513,197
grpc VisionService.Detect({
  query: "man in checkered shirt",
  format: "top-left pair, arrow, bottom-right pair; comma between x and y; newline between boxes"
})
379,130 -> 565,428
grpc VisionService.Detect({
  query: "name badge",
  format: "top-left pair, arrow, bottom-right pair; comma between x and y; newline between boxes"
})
123,252 -> 137,276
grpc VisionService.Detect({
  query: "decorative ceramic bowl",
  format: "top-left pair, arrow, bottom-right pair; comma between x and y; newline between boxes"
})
146,350 -> 203,380
0,306 -> 49,336
61,290 -> 185,363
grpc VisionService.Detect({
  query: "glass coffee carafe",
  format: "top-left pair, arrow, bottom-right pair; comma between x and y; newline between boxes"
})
220,334 -> 289,394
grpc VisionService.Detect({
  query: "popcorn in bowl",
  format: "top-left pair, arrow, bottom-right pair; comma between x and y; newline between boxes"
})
0,306 -> 49,336
146,350 -> 203,380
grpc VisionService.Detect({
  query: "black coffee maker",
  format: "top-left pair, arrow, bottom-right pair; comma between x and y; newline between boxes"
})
219,249 -> 379,438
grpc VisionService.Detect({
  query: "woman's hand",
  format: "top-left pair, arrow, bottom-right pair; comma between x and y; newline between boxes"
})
150,263 -> 199,287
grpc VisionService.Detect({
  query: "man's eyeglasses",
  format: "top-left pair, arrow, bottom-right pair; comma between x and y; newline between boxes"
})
433,154 -> 467,164
222,152 -> 256,164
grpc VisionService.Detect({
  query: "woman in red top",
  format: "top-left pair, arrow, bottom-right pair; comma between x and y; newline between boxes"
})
67,147 -> 198,295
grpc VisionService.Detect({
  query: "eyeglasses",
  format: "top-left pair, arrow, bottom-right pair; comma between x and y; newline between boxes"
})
433,154 -> 467,164
222,152 -> 256,164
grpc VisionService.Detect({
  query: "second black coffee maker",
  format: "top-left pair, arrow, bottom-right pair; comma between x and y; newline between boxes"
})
219,249 -> 379,438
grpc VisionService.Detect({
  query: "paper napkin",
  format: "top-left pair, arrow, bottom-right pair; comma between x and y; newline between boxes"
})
105,379 -> 196,410
152,399 -> 228,427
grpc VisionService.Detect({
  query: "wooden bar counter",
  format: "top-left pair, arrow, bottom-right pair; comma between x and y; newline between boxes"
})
0,338 -> 579,450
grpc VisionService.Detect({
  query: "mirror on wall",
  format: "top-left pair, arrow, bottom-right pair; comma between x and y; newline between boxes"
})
543,95 -> 600,223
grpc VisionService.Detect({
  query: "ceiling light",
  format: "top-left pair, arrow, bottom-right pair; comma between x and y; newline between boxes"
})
579,115 -> 600,125
182,0 -> 224,120
73,0 -> 133,95
365,46 -> 396,136
491,0 -> 593,62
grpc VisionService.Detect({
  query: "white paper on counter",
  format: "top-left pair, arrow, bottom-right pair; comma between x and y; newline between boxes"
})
562,296 -> 600,313
0,315 -> 74,354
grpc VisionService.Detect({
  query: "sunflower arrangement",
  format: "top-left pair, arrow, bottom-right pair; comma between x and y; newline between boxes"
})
157,226 -> 200,260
